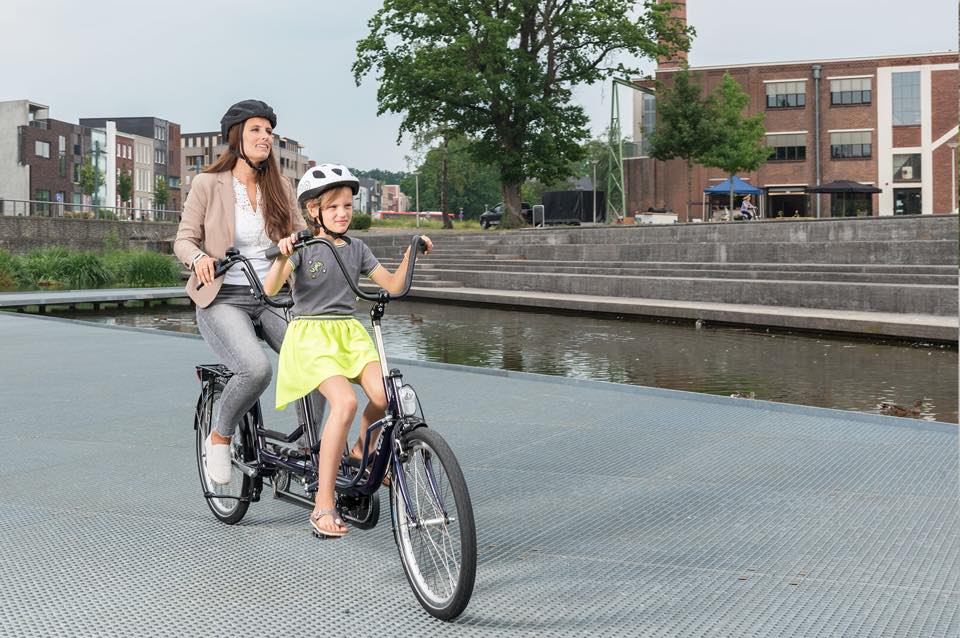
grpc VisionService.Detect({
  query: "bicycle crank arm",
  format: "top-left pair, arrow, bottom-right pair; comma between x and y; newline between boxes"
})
231,459 -> 260,478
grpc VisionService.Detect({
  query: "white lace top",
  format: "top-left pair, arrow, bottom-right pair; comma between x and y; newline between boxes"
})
223,176 -> 272,286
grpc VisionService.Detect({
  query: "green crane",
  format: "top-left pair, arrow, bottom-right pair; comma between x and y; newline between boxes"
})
608,78 -> 654,221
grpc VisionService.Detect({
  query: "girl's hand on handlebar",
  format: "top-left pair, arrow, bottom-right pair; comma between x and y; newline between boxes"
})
420,235 -> 433,254
279,232 -> 298,257
194,255 -> 217,285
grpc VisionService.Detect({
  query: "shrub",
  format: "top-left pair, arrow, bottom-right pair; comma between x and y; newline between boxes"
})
350,213 -> 372,230
63,252 -> 110,289
115,251 -> 182,286
0,250 -> 25,290
22,248 -> 71,286
103,231 -> 121,250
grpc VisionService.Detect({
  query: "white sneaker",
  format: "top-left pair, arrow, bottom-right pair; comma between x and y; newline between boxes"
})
204,434 -> 233,485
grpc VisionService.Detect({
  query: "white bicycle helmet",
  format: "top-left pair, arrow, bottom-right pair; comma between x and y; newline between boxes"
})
296,164 -> 360,206
296,164 -> 360,239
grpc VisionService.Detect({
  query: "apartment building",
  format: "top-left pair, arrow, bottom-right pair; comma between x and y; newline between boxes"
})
179,131 -> 312,198
80,116 -> 182,212
627,4 -> 959,220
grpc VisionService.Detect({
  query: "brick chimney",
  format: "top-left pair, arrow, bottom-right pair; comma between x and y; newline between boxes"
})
657,0 -> 688,70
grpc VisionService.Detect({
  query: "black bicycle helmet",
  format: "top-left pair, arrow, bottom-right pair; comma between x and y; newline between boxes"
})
219,99 -> 276,139
220,99 -> 277,174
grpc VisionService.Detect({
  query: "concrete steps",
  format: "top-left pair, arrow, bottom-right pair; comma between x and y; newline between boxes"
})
361,216 -> 959,336
379,259 -> 956,285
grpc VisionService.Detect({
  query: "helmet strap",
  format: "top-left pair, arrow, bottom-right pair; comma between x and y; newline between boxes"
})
237,134 -> 266,174
313,212 -> 349,241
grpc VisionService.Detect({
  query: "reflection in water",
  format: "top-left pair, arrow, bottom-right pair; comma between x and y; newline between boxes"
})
54,300 -> 958,423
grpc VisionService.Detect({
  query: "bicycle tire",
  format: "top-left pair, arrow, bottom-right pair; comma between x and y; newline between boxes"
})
391,428 -> 476,621
194,382 -> 252,525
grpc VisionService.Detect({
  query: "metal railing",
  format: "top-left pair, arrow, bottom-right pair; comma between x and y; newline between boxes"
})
0,199 -> 181,223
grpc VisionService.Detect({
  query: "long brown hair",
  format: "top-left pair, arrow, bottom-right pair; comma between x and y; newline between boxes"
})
204,122 -> 293,242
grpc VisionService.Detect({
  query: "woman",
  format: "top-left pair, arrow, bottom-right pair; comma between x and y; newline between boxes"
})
174,99 -> 323,484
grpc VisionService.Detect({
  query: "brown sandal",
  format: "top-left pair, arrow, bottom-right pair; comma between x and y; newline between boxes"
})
310,508 -> 347,538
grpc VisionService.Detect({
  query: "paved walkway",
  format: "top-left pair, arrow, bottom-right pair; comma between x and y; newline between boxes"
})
0,313 -> 956,636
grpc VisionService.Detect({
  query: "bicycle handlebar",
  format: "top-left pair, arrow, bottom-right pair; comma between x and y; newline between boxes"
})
195,248 -> 293,309
264,232 -> 426,303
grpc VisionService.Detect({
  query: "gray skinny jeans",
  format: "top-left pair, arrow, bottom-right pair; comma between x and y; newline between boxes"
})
196,284 -> 325,438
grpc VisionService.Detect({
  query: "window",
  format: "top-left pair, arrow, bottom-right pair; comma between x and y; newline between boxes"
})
639,93 -> 656,156
767,133 -> 807,161
830,131 -> 872,159
892,71 -> 921,125
766,81 -> 805,108
58,135 -> 67,177
35,189 -> 50,213
830,192 -> 873,217
893,154 -> 921,181
204,136 -> 210,148
830,77 -> 871,105
168,176 -> 180,189
35,140 -> 50,158
893,188 -> 921,214
73,163 -> 80,184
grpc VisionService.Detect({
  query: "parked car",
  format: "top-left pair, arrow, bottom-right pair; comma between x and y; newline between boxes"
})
479,202 -> 533,229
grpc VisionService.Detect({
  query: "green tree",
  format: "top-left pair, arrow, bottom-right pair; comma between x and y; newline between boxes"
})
117,169 -> 133,209
697,72 -> 771,211
354,0 -> 692,227
405,135 -> 501,220
153,175 -> 169,211
648,68 -> 714,220
78,159 -> 102,205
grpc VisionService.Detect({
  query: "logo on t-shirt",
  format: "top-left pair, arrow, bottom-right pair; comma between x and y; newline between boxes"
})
307,259 -> 327,278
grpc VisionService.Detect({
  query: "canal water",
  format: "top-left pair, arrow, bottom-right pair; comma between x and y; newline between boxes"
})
54,300 -> 958,423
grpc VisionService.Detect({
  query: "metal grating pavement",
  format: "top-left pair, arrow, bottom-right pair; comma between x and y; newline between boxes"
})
0,313 -> 956,636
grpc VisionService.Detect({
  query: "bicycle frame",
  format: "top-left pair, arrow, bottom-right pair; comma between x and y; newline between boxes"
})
199,234 -> 444,526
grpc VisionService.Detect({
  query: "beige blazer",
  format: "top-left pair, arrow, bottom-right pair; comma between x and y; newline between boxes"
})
174,170 -> 307,308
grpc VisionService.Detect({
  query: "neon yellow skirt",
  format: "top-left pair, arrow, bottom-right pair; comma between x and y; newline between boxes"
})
275,316 -> 379,410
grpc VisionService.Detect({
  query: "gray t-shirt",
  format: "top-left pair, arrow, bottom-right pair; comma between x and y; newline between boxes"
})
288,238 -> 381,316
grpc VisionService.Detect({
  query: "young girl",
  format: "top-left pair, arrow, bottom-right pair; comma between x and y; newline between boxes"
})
263,163 -> 432,538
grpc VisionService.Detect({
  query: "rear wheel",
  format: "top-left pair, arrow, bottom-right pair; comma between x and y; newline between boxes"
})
194,383 -> 252,525
391,428 -> 476,621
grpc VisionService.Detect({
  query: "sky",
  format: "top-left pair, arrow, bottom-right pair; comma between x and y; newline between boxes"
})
1,0 -> 955,172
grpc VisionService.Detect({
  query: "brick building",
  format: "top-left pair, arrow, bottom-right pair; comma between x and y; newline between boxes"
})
115,134 -> 134,209
627,6 -> 959,220
0,100 -> 116,215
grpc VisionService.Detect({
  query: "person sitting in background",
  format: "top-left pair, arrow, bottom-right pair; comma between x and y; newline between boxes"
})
739,194 -> 757,220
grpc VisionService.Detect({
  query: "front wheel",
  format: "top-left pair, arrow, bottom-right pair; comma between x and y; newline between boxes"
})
391,428 -> 477,621
194,383 -> 253,525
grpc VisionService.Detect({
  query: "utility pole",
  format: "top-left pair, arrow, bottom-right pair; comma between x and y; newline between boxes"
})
414,173 -> 420,228
591,160 -> 599,224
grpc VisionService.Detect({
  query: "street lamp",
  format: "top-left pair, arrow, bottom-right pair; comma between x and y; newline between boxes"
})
948,141 -> 958,214
591,159 -> 599,224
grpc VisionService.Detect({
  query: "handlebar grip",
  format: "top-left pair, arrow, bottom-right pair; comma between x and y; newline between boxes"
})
417,238 -> 428,254
264,244 -> 282,260
196,259 -> 226,290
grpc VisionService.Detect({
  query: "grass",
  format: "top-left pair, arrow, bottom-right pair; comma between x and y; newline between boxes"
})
370,218 -> 483,230
0,248 -> 181,291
